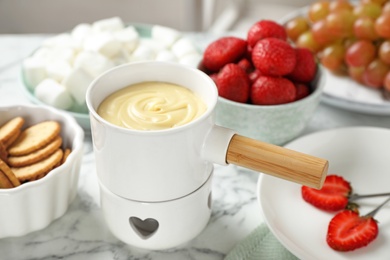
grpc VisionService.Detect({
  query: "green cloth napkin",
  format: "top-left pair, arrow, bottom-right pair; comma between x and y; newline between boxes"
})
225,223 -> 299,260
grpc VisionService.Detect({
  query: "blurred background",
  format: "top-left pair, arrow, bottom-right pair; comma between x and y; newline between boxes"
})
0,0 -> 312,33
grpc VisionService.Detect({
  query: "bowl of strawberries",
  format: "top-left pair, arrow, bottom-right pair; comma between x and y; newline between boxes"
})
199,20 -> 325,145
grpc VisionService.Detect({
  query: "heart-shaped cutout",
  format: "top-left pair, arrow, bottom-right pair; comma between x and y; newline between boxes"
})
129,217 -> 159,239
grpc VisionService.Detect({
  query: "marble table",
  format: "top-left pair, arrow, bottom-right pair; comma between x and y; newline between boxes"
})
1,33 -> 390,260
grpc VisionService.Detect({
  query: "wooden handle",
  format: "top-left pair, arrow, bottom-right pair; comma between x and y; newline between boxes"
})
226,134 -> 328,189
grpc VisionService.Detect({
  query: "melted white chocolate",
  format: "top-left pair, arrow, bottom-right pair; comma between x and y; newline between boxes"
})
97,81 -> 207,130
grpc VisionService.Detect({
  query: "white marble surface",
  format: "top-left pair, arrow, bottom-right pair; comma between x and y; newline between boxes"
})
1,33 -> 390,260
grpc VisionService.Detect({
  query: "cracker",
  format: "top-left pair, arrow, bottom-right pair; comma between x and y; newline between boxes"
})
8,136 -> 62,167
34,172 -> 46,181
0,141 -> 8,162
0,170 -> 13,188
61,148 -> 71,164
11,149 -> 63,182
8,121 -> 61,156
4,129 -> 20,148
0,159 -> 21,187
0,117 -> 24,144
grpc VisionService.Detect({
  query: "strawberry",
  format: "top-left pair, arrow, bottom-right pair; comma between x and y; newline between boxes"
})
301,175 -> 352,211
202,37 -> 247,72
248,69 -> 262,83
252,38 -> 296,77
209,73 -> 218,84
327,195 -> 390,252
295,83 -> 311,100
251,76 -> 296,105
237,58 -> 253,73
216,63 -> 250,103
326,210 -> 378,252
288,48 -> 317,83
197,61 -> 212,75
247,20 -> 287,47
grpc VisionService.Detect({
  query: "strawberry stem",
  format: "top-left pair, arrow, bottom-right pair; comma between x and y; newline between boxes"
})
348,192 -> 390,201
365,196 -> 390,217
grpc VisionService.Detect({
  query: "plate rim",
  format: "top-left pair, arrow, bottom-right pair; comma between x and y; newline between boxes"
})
321,93 -> 390,116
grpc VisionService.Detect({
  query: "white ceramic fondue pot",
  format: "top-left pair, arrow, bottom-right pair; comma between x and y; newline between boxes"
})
86,61 -> 328,250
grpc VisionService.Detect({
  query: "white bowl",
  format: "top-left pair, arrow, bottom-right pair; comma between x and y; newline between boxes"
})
215,66 -> 325,145
0,104 -> 84,238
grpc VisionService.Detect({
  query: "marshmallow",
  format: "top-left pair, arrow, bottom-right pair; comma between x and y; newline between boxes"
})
38,46 -> 75,65
45,60 -> 72,82
179,53 -> 202,68
22,57 -> 47,89
32,47 -> 52,61
24,19 -> 204,112
92,17 -> 125,32
62,67 -> 94,105
71,23 -> 93,49
155,50 -> 178,62
139,38 -> 166,53
130,44 -> 156,61
73,51 -> 115,78
111,49 -> 132,65
42,33 -> 75,49
83,32 -> 122,58
52,47 -> 76,64
35,79 -> 74,110
171,37 -> 198,58
114,26 -> 139,52
151,25 -> 182,48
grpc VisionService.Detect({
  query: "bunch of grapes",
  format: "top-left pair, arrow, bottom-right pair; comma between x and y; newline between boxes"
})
285,0 -> 390,96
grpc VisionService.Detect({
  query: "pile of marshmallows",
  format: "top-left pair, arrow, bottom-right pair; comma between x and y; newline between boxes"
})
23,17 -> 201,112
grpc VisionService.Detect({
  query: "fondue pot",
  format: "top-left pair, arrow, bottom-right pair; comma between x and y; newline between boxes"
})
86,61 -> 328,250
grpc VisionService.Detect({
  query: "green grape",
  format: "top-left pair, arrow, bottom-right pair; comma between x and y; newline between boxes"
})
296,31 -> 322,53
353,17 -> 380,40
353,2 -> 382,19
345,40 -> 376,67
379,40 -> 390,65
348,66 -> 365,83
308,1 -> 330,22
311,19 -> 337,45
375,13 -> 390,38
344,37 -> 357,49
285,16 -> 310,42
319,42 -> 346,71
329,0 -> 354,12
383,2 -> 390,15
360,0 -> 389,5
326,9 -> 357,37
384,71 -> 390,91
304,0 -> 390,91
363,59 -> 390,88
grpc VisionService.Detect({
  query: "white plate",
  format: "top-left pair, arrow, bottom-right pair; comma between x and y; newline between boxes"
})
321,70 -> 390,116
258,127 -> 390,260
279,7 -> 390,116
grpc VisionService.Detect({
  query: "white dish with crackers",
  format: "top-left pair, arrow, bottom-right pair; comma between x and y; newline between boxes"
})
0,104 -> 84,238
